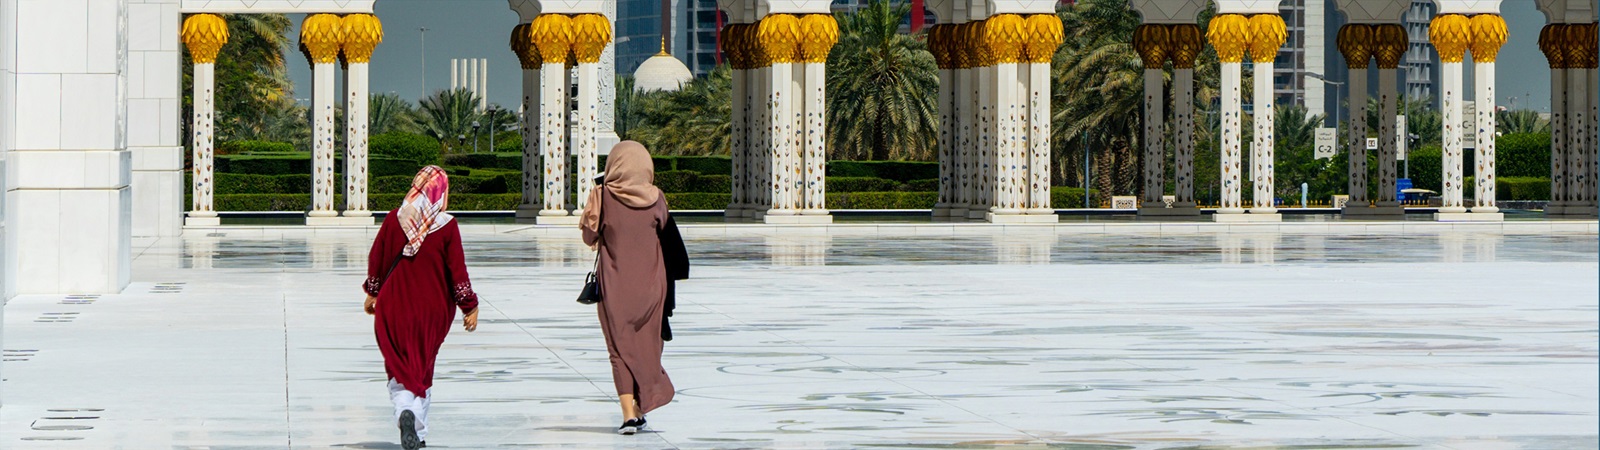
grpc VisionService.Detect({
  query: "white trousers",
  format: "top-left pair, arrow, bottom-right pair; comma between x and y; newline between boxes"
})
387,378 -> 432,440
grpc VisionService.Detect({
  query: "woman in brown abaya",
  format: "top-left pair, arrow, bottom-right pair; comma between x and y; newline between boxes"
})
363,165 -> 479,450
580,141 -> 674,435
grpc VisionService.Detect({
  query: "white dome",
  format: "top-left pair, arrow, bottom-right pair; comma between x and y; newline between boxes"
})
633,53 -> 694,92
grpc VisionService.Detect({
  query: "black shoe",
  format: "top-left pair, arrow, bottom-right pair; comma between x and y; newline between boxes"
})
399,410 -> 421,450
636,416 -> 647,431
419,441 -> 426,448
617,418 -> 643,435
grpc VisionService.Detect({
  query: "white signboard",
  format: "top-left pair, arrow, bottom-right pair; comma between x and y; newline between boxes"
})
1366,138 -> 1379,150
1314,127 -> 1338,160
1396,116 -> 1407,161
1462,101 -> 1476,149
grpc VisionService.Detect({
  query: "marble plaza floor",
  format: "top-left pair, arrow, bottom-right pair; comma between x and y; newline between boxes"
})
1,224 -> 1597,449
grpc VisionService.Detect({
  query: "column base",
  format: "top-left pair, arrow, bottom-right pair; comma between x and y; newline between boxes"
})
307,210 -> 339,218
1558,206 -> 1597,216
950,207 -> 969,218
343,210 -> 373,218
1434,212 -> 1504,222
800,209 -> 829,216
724,206 -> 745,219
932,207 -> 954,217
184,216 -> 221,227
536,215 -> 581,226
1249,207 -> 1279,214
986,212 -> 1059,223
1138,206 -> 1201,217
764,214 -> 832,224
966,210 -> 986,220
1214,213 -> 1281,223
1342,205 -> 1406,217
306,215 -> 377,226
515,206 -> 542,223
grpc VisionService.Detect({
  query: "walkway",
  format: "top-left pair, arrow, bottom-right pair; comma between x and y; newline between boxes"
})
1,226 -> 1595,448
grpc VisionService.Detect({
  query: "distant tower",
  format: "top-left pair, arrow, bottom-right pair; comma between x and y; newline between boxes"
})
449,57 -> 489,111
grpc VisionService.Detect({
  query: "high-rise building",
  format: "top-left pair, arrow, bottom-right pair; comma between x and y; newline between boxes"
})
677,0 -> 723,76
829,0 -> 936,32
1403,0 -> 1441,106
618,0 -> 724,79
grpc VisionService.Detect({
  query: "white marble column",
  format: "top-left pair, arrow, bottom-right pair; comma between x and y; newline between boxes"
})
1219,60 -> 1245,214
729,61 -> 748,217
537,57 -> 570,219
1544,27 -> 1567,215
954,57 -> 973,218
1251,55 -> 1278,215
512,23 -> 543,221
1439,59 -> 1466,213
749,64 -> 770,218
189,61 -> 218,224
132,0 -> 184,237
973,63 -> 994,220
767,59 -> 796,217
1377,65 -> 1400,208
1568,64 -> 1591,214
934,26 -> 955,217
1141,67 -> 1166,209
991,60 -> 1021,217
1348,65 -> 1370,208
1026,59 -> 1053,215
1173,67 -> 1196,209
1589,52 -> 1598,213
343,62 -> 372,218
1471,58 -> 1498,213
575,64 -> 600,210
301,14 -> 342,224
801,60 -> 828,216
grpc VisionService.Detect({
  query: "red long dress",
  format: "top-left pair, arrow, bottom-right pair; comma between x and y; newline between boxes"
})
364,211 -> 478,398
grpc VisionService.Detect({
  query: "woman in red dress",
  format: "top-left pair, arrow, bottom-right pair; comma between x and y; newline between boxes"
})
363,165 -> 479,450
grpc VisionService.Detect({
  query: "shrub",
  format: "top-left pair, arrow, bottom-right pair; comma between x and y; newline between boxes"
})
1050,187 -> 1097,208
370,193 -> 523,211
371,133 -> 442,166
826,161 -> 939,182
693,174 -> 732,193
214,173 -> 281,195
827,177 -> 900,193
217,154 -> 311,175
673,156 -> 733,175
654,170 -> 700,193
493,133 -> 522,153
1498,176 -> 1550,200
441,152 -> 521,171
216,194 -> 310,211
906,179 -> 939,191
1496,133 -> 1549,178
372,175 -> 415,194
449,175 -> 510,194
664,193 -> 731,210
825,192 -> 938,209
370,156 -> 424,178
218,140 -> 295,155
1406,145 -> 1442,192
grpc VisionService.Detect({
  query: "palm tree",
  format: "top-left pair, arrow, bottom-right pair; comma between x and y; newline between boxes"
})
827,0 -> 940,161
419,88 -> 484,153
1497,109 -> 1549,135
369,93 -> 422,135
629,66 -> 733,156
1053,0 -> 1144,203
191,14 -> 300,143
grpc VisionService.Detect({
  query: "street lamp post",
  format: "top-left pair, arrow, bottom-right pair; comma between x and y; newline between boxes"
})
471,121 -> 481,153
420,27 -> 429,98
487,107 -> 497,152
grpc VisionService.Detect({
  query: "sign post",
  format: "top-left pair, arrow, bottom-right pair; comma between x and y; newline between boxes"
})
1315,127 -> 1337,160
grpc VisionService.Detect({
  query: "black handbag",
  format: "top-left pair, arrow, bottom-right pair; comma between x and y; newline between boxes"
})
577,191 -> 605,305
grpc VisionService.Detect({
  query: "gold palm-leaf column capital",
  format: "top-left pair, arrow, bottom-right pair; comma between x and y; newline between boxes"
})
949,23 -> 972,69
1132,23 -> 1170,69
758,14 -> 802,64
1468,14 -> 1507,63
798,14 -> 838,64
965,20 -> 990,66
1373,24 -> 1406,69
927,24 -> 951,69
181,13 -> 229,64
744,23 -> 769,67
984,14 -> 1026,64
1538,23 -> 1568,69
1570,22 -> 1598,69
1336,23 -> 1374,69
511,23 -> 542,69
340,14 -> 383,65
720,24 -> 742,70
300,13 -> 345,65
1247,14 -> 1286,64
1022,14 -> 1063,64
530,14 -> 575,64
572,14 -> 612,64
1168,24 -> 1203,69
1206,14 -> 1250,64
1428,14 -> 1471,63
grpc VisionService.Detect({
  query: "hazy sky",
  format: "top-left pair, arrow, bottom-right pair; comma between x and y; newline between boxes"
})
283,0 -> 1567,112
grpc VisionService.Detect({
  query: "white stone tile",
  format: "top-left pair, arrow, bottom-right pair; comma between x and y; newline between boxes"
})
125,51 -> 146,98
126,98 -> 161,147
14,0 -> 87,73
8,189 -> 61,293
126,4 -> 162,52
158,97 -> 179,146
159,2 -> 179,52
9,151 -> 85,188
84,0 -> 120,74
58,74 -> 119,150
143,50 -> 178,99
12,73 -> 61,150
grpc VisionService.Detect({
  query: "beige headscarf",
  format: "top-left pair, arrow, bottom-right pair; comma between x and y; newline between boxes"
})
580,141 -> 662,233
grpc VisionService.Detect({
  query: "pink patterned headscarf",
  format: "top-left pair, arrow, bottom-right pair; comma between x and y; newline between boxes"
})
398,165 -> 454,257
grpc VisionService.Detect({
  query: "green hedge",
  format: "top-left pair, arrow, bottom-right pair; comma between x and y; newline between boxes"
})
216,154 -> 419,177
826,161 -> 940,182
672,156 -> 733,175
1465,176 -> 1551,201
493,133 -> 522,153
664,193 -> 731,210
826,192 -> 938,209
1051,187 -> 1097,208
371,133 -> 442,167
907,179 -> 939,191
827,177 -> 901,193
218,140 -> 295,155
215,194 -> 311,211
441,153 -> 521,171
654,170 -> 733,194
1496,133 -> 1549,178
214,173 -> 310,194
1407,145 -> 1443,192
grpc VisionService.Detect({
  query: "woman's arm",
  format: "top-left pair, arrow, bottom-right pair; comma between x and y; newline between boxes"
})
364,213 -> 396,297
442,222 -> 480,315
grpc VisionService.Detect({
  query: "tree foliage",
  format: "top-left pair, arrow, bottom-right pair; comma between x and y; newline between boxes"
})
826,0 -> 940,161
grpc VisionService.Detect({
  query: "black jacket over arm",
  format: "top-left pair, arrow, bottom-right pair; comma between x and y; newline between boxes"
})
659,215 -> 690,341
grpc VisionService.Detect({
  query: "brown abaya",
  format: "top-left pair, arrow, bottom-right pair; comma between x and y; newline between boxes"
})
582,188 -> 675,414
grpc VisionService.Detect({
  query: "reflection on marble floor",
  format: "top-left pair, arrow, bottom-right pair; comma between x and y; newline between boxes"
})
3,229 -> 1596,449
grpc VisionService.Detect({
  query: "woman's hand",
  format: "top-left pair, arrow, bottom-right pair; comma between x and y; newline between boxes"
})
463,308 -> 479,332
364,295 -> 377,315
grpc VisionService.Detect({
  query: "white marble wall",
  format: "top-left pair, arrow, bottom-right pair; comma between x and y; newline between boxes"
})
1,0 -> 134,298
128,0 -> 181,237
